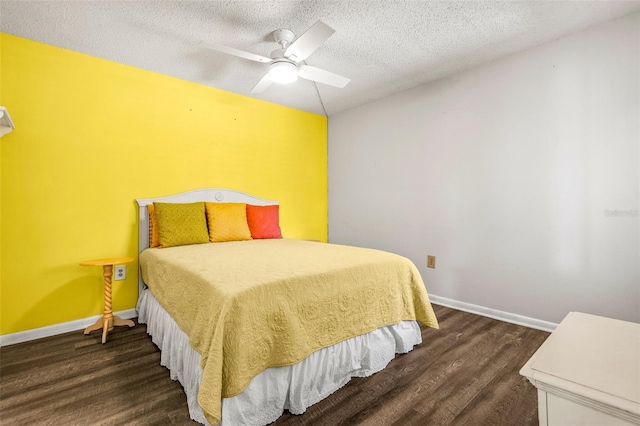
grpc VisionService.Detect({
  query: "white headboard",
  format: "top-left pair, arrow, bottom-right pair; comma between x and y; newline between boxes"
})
135,188 -> 278,297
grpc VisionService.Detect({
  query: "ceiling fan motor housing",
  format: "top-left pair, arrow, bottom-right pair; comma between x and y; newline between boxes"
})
270,49 -> 297,65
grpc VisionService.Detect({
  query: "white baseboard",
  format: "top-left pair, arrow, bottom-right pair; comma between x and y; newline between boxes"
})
0,296 -> 556,346
0,309 -> 138,347
429,294 -> 557,333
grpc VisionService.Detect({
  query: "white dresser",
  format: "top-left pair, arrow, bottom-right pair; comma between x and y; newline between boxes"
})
520,312 -> 640,425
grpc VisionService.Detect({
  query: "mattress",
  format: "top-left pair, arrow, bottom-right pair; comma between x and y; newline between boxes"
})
137,287 -> 424,425
139,239 -> 438,424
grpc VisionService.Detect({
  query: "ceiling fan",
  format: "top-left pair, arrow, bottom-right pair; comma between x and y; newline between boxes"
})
201,20 -> 350,94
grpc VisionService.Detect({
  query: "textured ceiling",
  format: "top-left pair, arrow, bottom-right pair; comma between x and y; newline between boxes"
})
1,1 -> 639,116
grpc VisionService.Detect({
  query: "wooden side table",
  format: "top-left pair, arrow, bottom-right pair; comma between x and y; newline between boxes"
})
81,257 -> 135,344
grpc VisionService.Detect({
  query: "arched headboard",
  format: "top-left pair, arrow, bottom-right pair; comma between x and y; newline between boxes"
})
135,188 -> 278,297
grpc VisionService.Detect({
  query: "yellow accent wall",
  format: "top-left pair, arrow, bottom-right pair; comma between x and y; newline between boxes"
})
0,34 -> 327,335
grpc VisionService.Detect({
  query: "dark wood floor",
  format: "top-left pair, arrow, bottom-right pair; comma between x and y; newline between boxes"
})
0,305 -> 548,425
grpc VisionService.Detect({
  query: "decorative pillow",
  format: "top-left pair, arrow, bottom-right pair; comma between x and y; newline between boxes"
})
154,202 -> 209,248
246,204 -> 282,239
147,204 -> 160,248
205,202 -> 252,242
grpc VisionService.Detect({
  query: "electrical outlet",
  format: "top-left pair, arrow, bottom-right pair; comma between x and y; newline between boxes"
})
427,255 -> 436,269
115,265 -> 126,281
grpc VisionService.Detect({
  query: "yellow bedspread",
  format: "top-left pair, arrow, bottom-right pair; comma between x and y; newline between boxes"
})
140,239 -> 438,425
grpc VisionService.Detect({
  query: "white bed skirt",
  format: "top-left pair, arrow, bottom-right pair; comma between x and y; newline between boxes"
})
137,288 -> 422,426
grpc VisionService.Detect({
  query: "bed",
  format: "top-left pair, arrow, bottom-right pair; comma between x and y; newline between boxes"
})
135,188 -> 439,425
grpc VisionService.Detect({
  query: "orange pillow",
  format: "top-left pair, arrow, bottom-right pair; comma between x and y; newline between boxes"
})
205,202 -> 252,242
246,204 -> 282,239
147,204 -> 160,248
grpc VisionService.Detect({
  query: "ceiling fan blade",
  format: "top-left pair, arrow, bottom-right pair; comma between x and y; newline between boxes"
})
199,41 -> 272,63
298,65 -> 350,88
284,20 -> 335,62
250,74 -> 274,93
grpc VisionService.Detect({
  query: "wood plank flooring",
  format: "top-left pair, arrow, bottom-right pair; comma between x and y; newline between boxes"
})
0,305 -> 549,425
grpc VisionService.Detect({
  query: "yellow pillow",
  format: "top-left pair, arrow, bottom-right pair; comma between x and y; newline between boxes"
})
205,202 -> 252,242
154,202 -> 209,248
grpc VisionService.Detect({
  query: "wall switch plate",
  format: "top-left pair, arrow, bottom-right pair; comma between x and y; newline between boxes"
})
427,255 -> 436,269
115,265 -> 126,281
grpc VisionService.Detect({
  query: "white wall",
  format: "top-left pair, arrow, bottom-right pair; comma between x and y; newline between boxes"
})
329,13 -> 639,325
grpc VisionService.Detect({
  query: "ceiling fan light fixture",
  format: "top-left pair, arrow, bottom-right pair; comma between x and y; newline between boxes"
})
269,61 -> 298,84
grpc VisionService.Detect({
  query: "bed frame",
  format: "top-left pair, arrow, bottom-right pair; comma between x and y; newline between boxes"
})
134,188 -> 428,425
135,188 -> 278,297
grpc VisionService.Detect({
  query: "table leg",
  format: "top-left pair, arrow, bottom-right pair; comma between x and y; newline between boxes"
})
113,316 -> 135,328
84,317 -> 103,334
101,265 -> 114,344
101,318 -> 109,344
